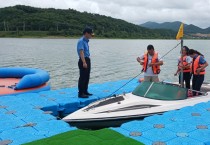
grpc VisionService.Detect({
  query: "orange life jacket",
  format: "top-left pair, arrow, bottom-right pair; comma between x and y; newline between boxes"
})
142,51 -> 160,74
178,56 -> 191,72
192,55 -> 205,75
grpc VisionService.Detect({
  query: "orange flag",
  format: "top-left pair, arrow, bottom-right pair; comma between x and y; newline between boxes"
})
176,23 -> 184,40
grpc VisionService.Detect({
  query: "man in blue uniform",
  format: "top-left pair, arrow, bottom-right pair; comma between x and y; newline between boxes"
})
77,27 -> 94,98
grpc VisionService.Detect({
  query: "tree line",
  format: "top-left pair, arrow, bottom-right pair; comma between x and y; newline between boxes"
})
0,5 -> 176,38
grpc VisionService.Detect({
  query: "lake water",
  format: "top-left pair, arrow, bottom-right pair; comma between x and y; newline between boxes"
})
0,38 -> 210,89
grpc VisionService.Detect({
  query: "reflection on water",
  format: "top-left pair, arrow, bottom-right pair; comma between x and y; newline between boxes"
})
0,38 -> 210,89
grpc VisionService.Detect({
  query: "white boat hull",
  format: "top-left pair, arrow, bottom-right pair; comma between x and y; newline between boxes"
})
63,90 -> 210,129
63,82 -> 210,128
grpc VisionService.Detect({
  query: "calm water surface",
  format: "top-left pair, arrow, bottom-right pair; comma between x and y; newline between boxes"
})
1,38 -> 210,89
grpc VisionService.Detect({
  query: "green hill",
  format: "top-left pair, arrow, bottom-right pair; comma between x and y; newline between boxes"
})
0,5 -> 176,38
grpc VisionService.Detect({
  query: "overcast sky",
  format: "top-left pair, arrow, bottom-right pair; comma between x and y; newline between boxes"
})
0,0 -> 210,28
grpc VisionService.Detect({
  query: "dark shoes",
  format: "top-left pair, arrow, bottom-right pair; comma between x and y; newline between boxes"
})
84,92 -> 93,96
78,92 -> 93,98
78,93 -> 89,98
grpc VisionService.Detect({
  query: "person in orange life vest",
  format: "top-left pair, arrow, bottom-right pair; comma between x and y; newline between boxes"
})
174,46 -> 192,89
188,49 -> 208,96
137,44 -> 163,82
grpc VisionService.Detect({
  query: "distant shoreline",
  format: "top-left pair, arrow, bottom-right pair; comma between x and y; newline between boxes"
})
0,31 -> 175,39
0,31 -> 209,40
0,36 -> 209,40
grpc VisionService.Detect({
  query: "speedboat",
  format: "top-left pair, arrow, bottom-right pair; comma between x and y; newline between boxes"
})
62,81 -> 210,129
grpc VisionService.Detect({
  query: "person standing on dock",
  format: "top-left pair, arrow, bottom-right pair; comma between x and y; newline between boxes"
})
137,44 -> 163,82
174,46 -> 192,89
77,27 -> 94,98
189,49 -> 208,96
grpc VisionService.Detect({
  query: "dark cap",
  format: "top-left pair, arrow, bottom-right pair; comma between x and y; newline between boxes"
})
83,27 -> 94,36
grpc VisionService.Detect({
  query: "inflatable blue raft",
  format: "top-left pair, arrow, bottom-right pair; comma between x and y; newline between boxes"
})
0,67 -> 50,96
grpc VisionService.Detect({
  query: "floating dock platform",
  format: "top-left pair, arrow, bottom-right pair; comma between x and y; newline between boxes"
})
1,79 -> 210,145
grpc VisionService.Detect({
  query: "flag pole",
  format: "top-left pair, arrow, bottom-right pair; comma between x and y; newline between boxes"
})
176,23 -> 184,88
180,38 -> 184,87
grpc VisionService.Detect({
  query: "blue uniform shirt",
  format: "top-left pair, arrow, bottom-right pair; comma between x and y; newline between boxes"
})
194,54 -> 206,64
77,36 -> 90,58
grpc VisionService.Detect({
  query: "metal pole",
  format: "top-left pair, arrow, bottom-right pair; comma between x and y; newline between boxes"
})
180,39 -> 184,87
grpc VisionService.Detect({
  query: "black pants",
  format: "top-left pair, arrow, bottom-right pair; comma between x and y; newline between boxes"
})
78,57 -> 91,95
192,75 -> 204,96
179,72 -> 191,89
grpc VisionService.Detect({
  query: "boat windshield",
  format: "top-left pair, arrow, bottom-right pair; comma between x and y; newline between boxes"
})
132,81 -> 188,100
